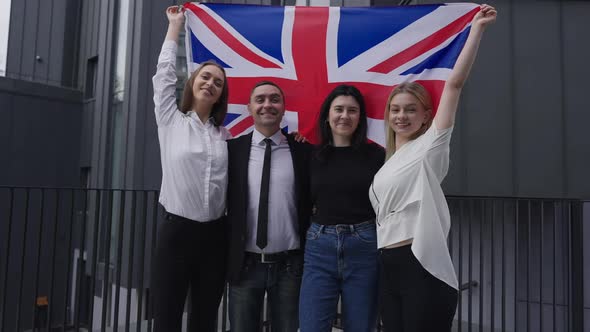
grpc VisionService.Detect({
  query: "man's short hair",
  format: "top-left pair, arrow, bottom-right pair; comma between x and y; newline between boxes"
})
249,80 -> 285,103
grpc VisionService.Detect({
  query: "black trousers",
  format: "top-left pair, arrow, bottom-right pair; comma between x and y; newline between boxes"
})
152,210 -> 227,332
378,245 -> 458,332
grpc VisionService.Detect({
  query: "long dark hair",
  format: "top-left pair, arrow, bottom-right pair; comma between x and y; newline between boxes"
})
315,85 -> 368,160
180,60 -> 229,126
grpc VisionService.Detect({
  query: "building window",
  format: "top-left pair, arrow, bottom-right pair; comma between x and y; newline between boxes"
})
112,0 -> 130,104
80,167 -> 91,188
110,0 -> 130,189
0,0 -> 11,77
294,0 -> 329,5
85,56 -> 98,100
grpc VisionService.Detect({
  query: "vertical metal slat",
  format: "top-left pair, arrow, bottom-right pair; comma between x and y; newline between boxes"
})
125,191 -> 138,331
31,189 -> 46,331
15,188 -> 31,331
45,189 -> 61,331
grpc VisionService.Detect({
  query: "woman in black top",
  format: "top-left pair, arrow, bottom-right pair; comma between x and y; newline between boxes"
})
299,85 -> 385,332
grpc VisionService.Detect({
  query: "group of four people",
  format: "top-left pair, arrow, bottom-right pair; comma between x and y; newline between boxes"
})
151,3 -> 496,332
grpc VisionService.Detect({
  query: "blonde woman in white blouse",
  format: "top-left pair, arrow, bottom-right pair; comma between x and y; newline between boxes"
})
369,4 -> 496,332
151,6 -> 231,332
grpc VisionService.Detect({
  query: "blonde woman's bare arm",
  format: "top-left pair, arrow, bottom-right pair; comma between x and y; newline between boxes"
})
434,4 -> 497,130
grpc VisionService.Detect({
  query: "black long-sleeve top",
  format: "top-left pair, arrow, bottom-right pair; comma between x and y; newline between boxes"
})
310,142 -> 385,225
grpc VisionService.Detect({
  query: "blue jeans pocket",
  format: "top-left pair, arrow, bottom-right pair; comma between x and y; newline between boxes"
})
353,227 -> 377,244
306,226 -> 321,241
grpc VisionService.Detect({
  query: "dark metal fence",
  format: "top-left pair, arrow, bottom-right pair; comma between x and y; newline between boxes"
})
0,187 -> 584,331
446,197 -> 584,332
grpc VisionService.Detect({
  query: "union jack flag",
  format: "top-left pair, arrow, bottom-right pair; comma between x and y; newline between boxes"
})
183,2 -> 479,144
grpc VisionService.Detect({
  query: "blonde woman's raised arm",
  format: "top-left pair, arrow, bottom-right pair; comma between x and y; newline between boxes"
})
434,4 -> 497,130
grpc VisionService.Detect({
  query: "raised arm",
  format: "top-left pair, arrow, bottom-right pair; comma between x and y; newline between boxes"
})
165,6 -> 184,43
434,4 -> 497,130
152,6 -> 186,126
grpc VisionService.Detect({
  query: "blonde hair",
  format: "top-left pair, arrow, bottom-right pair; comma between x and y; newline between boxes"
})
384,82 -> 434,160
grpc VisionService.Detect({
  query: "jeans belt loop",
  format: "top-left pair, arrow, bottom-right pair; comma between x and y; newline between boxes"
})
319,225 -> 325,234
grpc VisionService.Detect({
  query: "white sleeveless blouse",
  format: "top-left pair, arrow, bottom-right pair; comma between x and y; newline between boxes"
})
370,125 -> 458,290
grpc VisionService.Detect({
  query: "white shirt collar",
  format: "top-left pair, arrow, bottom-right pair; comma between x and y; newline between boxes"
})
187,111 -> 215,126
252,128 -> 285,146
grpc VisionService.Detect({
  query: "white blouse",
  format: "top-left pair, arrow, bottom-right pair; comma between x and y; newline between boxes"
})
152,40 -> 231,222
370,125 -> 458,289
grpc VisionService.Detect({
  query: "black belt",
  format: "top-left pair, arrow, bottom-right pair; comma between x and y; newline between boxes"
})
165,213 -> 195,222
165,212 -> 224,224
245,250 -> 302,264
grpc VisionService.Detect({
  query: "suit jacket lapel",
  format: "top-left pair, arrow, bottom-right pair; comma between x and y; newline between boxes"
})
238,133 -> 253,211
238,132 -> 253,170
285,133 -> 301,200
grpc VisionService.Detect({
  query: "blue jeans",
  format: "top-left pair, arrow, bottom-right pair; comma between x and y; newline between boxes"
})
299,220 -> 379,332
229,253 -> 303,332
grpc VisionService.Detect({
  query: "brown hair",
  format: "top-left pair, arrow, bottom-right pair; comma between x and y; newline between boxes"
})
384,82 -> 433,160
180,61 -> 228,126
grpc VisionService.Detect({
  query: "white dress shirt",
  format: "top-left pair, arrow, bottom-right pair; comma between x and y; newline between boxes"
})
245,129 -> 299,253
370,125 -> 458,289
152,40 -> 231,222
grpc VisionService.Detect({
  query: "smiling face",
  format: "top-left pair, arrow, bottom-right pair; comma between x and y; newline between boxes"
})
388,92 -> 431,142
328,95 -> 360,142
191,65 -> 225,106
248,84 -> 285,132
